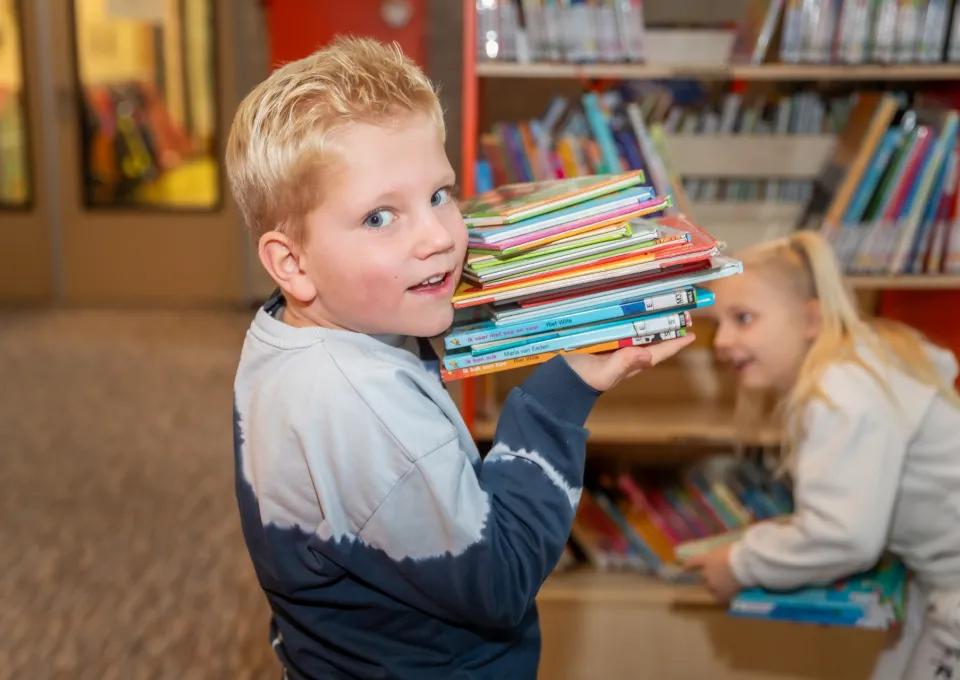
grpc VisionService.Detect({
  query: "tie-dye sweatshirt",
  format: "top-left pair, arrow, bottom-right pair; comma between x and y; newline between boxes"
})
232,292 -> 599,680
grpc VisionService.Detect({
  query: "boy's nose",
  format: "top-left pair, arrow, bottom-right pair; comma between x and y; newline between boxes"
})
414,213 -> 456,258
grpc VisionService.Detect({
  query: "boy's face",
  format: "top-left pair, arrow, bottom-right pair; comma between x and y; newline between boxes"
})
283,114 -> 466,337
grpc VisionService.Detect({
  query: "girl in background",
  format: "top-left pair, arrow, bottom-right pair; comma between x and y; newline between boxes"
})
684,231 -> 960,680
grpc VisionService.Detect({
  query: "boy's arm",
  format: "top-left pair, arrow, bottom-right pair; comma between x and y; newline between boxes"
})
319,356 -> 598,630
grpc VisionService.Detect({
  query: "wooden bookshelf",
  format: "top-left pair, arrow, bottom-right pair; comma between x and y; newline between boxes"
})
537,570 -> 888,680
539,569 -> 715,606
848,275 -> 960,290
460,5 -> 958,678
477,60 -> 960,82
473,398 -> 778,446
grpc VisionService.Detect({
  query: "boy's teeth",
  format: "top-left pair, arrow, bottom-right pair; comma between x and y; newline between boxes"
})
421,274 -> 444,285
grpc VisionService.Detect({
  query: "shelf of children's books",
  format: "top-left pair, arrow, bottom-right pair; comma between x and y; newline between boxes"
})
846,275 -> 960,290
473,399 -> 779,447
539,568 -> 716,607
476,61 -> 960,82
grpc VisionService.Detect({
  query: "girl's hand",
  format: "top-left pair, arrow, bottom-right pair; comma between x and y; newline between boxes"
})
683,544 -> 744,603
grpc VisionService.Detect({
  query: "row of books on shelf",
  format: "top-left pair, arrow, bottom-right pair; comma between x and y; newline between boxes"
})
475,81 -> 960,276
477,0 -> 960,66
555,454 -> 907,630
477,86 -> 677,204
806,91 -> 960,274
750,0 -> 960,65
441,171 -> 737,381
478,84 -> 853,206
665,89 -> 852,204
477,0 -> 647,64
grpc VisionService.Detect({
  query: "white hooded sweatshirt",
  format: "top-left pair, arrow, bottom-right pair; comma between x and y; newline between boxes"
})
730,341 -> 960,593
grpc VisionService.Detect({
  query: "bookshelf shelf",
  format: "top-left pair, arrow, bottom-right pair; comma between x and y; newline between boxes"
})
847,275 -> 960,290
539,569 -> 715,606
473,399 -> 779,446
477,61 -> 960,82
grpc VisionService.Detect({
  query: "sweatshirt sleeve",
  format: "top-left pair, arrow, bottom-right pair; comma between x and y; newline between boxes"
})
326,356 -> 599,630
729,364 -> 911,591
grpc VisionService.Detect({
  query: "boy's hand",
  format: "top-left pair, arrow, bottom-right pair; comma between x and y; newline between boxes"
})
565,333 -> 696,392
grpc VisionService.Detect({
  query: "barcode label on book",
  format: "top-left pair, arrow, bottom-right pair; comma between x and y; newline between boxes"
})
630,312 -> 688,336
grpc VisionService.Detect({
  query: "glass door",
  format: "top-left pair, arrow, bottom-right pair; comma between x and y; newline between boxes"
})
49,0 -> 245,304
0,0 -> 54,302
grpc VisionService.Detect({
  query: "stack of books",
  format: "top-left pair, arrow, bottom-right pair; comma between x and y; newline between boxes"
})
439,171 -> 742,382
729,555 -> 908,630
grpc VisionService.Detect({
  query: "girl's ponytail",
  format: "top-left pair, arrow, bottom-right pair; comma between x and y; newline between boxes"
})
786,230 -> 867,345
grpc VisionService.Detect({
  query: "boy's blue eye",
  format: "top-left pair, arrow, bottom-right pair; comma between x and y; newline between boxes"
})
431,187 -> 452,207
364,209 -> 396,229
737,312 -> 753,324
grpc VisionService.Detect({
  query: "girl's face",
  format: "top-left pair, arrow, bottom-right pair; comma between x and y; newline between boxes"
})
709,269 -> 820,393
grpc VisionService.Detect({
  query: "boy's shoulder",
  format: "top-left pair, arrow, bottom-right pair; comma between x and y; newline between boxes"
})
237,308 -> 463,461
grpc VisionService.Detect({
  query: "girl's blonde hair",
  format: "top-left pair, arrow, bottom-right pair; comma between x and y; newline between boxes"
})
733,230 -> 960,468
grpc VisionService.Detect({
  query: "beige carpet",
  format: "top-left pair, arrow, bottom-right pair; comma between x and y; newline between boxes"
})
0,309 -> 280,680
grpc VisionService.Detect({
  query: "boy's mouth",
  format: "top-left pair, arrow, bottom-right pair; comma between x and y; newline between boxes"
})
408,271 -> 453,294
732,357 -> 754,372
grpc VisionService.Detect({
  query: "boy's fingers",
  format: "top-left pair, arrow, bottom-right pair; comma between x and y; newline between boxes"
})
644,333 -> 697,366
616,346 -> 654,372
681,554 -> 705,571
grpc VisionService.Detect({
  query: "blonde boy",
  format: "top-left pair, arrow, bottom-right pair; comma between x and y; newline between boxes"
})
226,37 -> 692,680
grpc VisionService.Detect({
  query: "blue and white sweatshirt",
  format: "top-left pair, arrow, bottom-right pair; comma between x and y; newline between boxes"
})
232,291 -> 599,680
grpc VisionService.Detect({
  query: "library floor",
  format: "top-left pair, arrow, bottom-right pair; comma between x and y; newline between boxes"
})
0,309 -> 280,680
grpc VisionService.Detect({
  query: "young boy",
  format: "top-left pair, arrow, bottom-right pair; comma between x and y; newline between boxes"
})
226,36 -> 694,680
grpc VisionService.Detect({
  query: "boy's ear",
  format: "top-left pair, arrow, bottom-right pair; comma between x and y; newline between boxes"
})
258,231 -> 318,304
803,299 -> 823,340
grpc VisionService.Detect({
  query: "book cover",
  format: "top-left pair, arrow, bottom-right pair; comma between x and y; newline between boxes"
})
442,310 -> 691,370
459,171 -> 646,227
729,555 -> 908,630
443,286 -> 710,350
467,185 -> 656,244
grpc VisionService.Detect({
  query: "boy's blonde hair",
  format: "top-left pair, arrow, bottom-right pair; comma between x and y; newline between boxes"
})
225,36 -> 445,245
732,230 -> 960,469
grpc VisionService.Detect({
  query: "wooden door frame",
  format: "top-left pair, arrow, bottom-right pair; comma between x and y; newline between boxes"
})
0,0 -> 55,305
47,0 -> 247,306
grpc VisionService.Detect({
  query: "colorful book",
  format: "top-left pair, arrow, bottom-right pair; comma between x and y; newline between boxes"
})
468,196 -> 671,254
468,185 -> 656,244
729,555 -> 908,630
438,330 -> 684,382
444,287 -> 711,350
490,256 -> 741,323
441,309 -> 692,370
459,171 -> 646,227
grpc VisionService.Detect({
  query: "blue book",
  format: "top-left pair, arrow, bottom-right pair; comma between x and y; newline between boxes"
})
442,309 -> 691,370
469,292 -> 711,356
843,128 -> 904,225
489,255 -> 742,325
729,556 -> 908,630
444,286 -> 711,350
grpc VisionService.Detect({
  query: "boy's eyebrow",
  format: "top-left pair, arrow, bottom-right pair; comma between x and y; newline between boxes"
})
364,176 -> 458,206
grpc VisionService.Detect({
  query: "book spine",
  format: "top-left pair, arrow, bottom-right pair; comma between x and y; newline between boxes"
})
439,330 -> 684,382
444,287 -> 697,349
447,310 -> 690,368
